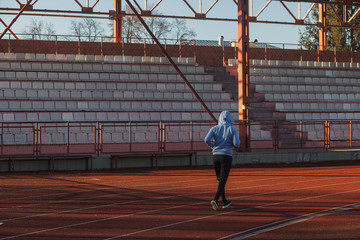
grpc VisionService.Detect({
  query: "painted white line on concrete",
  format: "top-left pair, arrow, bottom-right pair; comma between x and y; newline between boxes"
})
228,202 -> 360,240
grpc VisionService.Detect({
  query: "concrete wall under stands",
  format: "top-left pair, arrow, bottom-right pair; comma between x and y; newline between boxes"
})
1,150 -> 359,172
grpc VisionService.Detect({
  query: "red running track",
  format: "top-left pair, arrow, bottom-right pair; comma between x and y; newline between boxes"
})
0,164 -> 359,240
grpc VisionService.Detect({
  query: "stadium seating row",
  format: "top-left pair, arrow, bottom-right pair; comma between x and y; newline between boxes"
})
0,52 -> 196,65
0,89 -> 231,101
0,71 -> 214,82
0,111 -> 223,122
0,100 -> 236,112
255,84 -> 360,93
229,58 -> 360,69
252,76 -> 360,85
264,92 -> 360,101
275,102 -> 360,111
0,80 -> 223,92
0,60 -> 204,74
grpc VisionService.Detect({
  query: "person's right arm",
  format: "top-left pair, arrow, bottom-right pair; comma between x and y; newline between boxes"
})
232,128 -> 240,147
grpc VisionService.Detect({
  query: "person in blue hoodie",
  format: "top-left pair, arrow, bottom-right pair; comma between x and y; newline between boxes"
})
204,111 -> 240,210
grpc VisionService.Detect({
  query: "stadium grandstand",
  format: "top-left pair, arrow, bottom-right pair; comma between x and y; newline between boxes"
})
1,0 -> 360,172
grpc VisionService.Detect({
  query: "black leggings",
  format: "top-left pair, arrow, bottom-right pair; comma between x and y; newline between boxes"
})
213,154 -> 232,203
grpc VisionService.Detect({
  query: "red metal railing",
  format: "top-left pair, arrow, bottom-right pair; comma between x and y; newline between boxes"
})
1,120 -> 360,157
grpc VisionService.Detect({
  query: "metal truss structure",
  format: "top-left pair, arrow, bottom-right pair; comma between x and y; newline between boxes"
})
1,1 -> 360,31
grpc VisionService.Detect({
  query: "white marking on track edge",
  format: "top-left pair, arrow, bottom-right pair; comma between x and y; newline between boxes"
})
226,202 -> 360,240
0,178 -> 337,240
103,186 -> 360,240
2,175 -> 359,240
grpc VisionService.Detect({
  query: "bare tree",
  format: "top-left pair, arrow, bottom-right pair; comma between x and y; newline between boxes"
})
143,14 -> 172,41
171,19 -> 196,44
121,6 -> 145,43
109,7 -> 197,44
23,19 -> 56,40
70,18 -> 104,42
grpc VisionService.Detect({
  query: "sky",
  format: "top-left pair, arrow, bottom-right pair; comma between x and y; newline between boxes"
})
0,0 -> 315,45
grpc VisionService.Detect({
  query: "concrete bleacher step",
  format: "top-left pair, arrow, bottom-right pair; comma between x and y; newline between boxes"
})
255,83 -> 360,93
264,92 -> 360,102
0,89 -> 232,101
285,112 -> 359,121
0,52 -> 197,65
0,80 -> 223,92
250,63 -> 360,78
275,102 -> 360,112
0,110 -> 236,122
0,60 -> 206,75
0,70 -> 214,83
0,100 -> 237,112
205,66 -> 238,100
251,75 -> 360,86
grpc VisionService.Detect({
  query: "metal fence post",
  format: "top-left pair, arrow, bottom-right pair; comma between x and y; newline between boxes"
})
144,38 -> 146,56
0,123 -> 3,156
194,40 -> 197,62
324,120 -> 330,149
78,36 -> 81,55
265,43 -> 267,60
300,120 -> 303,148
317,45 -> 320,62
66,122 -> 70,154
129,121 -> 132,152
349,120 -> 352,148
35,122 -> 39,156
55,35 -> 58,54
274,120 -> 278,151
101,37 -> 103,56
8,33 -> 11,53
96,122 -> 101,156
122,38 -> 125,57
190,121 -> 193,152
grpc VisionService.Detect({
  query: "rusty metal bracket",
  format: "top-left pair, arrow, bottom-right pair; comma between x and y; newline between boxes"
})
0,0 -> 33,40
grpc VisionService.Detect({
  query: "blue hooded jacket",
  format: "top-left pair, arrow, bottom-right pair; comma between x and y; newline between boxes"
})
204,111 -> 240,156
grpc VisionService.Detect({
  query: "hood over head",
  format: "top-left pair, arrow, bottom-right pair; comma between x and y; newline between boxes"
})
218,111 -> 234,125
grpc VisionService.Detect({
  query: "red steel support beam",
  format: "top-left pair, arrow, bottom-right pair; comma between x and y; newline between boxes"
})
319,3 -> 327,51
0,18 -> 18,40
238,0 -> 250,151
113,0 -> 122,43
0,0 -> 33,40
125,0 -> 218,124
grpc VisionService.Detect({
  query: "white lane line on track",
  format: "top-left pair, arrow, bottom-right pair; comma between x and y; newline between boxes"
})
104,188 -> 360,240
1,170 -> 359,240
2,178 -> 358,240
1,166 -> 347,203
225,202 -> 360,240
0,177 -> 213,210
4,166 -> 346,222
0,174 -> 212,203
4,167 -> 314,212
1,175 -> 292,222
2,166 -> 351,209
